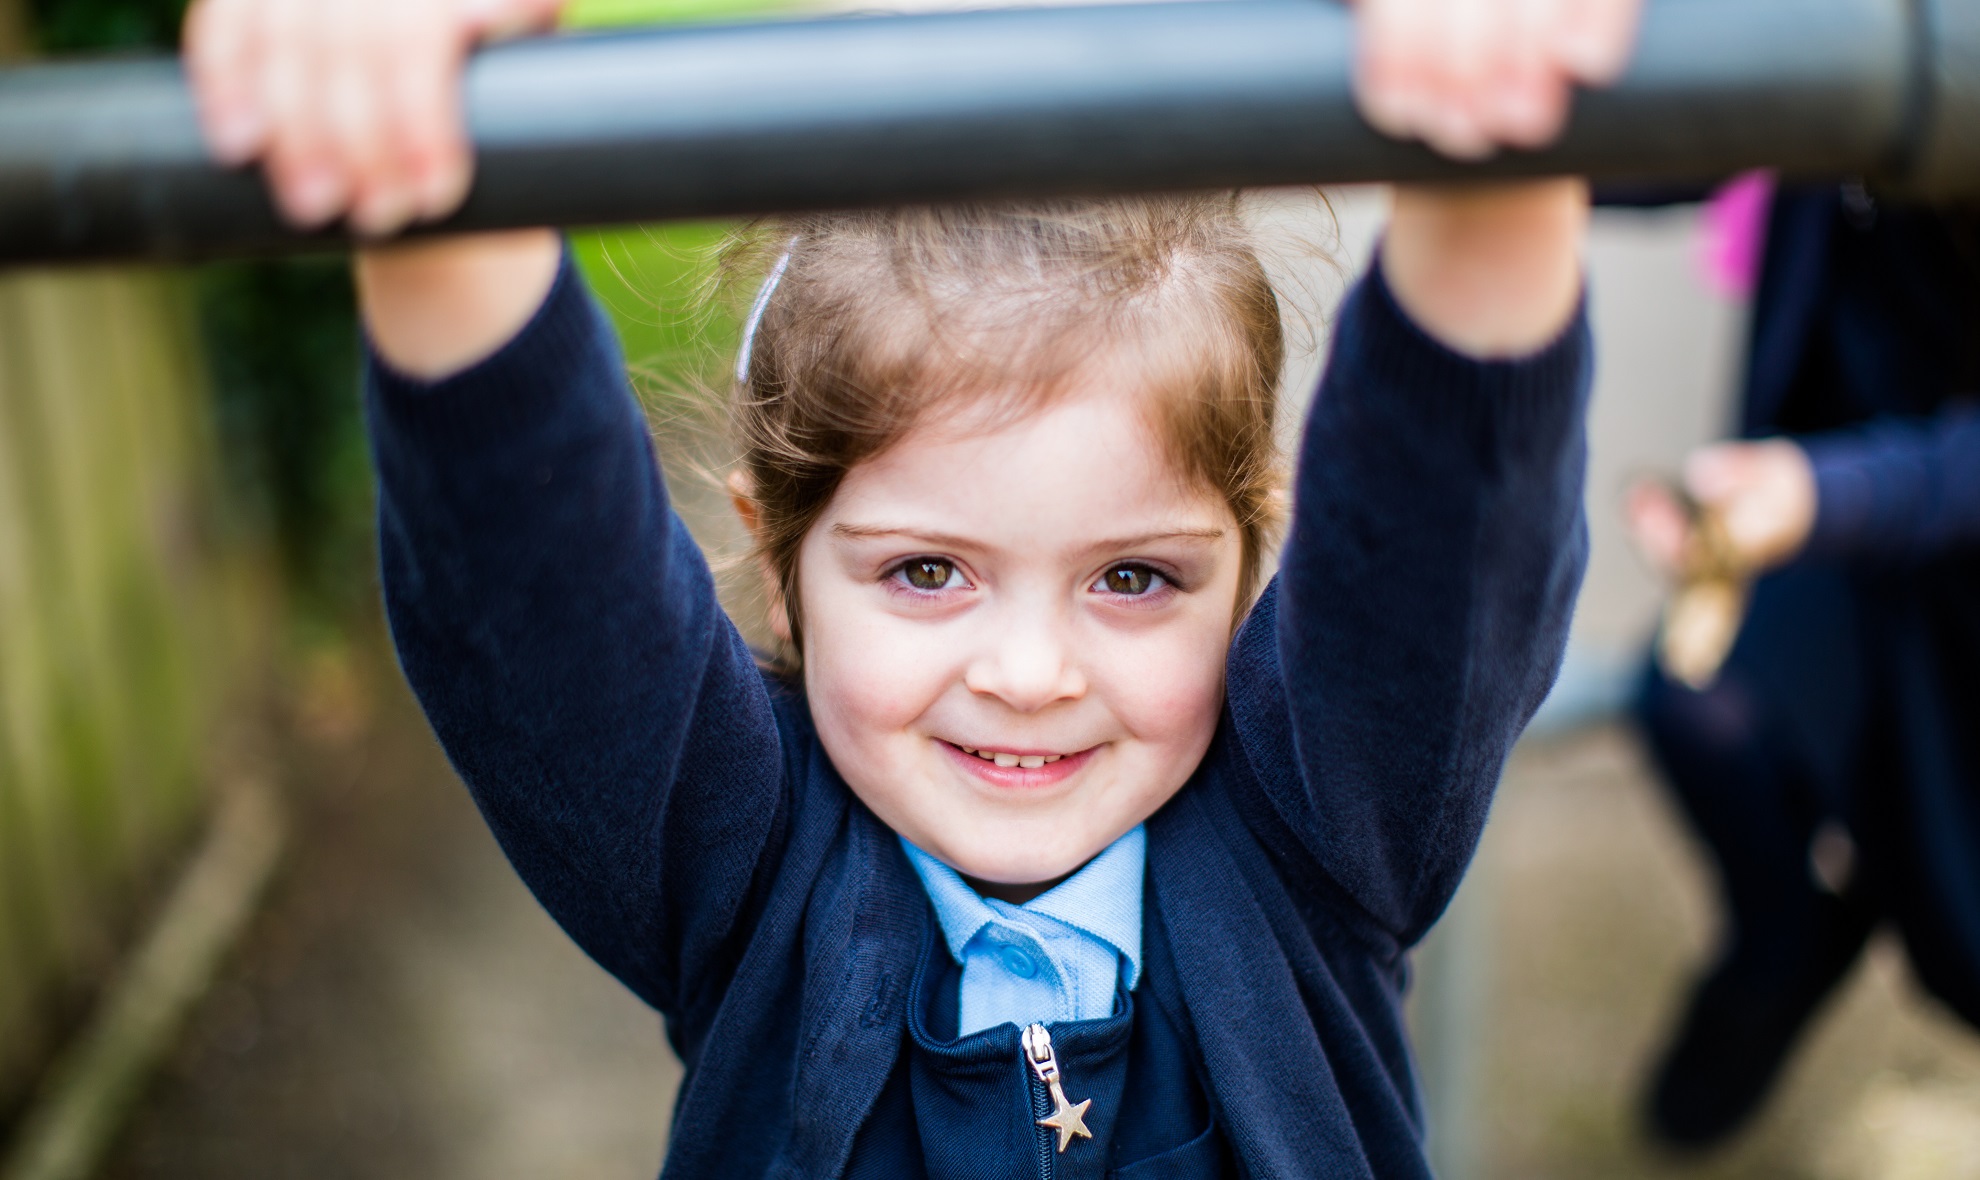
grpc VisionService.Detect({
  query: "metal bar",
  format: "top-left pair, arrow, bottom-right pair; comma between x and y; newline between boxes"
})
0,0 -> 1965,265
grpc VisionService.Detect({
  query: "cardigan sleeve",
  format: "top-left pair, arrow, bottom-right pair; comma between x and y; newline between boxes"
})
365,248 -> 789,1015
1799,402 -> 1980,564
1223,262 -> 1591,948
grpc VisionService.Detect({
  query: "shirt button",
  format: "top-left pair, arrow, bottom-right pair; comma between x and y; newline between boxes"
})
999,946 -> 1038,978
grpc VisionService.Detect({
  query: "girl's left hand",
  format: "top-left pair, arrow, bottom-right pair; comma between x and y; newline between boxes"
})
1355,0 -> 1643,160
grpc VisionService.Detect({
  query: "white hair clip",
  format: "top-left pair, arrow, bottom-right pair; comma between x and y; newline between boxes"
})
734,242 -> 797,385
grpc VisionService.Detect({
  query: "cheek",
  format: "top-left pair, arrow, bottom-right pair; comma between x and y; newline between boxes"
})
1096,615 -> 1232,753
798,564 -> 957,751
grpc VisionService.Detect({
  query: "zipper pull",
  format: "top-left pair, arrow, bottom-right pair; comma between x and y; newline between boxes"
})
1022,1023 -> 1094,1153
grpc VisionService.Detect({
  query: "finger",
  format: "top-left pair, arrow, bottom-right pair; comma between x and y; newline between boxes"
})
1355,0 -> 1427,140
359,2 -> 471,234
332,0 -> 415,238
1554,0 -> 1641,85
185,0 -> 267,163
1625,481 -> 1692,573
260,0 -> 347,228
1418,0 -> 1497,160
1682,443 -> 1754,505
1417,0 -> 1488,159
1719,496 -> 1780,559
398,4 -> 477,223
1481,0 -> 1569,148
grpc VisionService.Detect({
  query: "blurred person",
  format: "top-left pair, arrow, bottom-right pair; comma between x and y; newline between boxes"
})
1626,178 -> 1980,1149
183,0 -> 1638,1172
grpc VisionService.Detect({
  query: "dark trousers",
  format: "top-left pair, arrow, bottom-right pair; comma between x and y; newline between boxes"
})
1634,567 -> 1877,1002
1634,561 -> 1980,1029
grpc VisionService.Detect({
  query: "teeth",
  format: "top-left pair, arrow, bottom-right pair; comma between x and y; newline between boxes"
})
955,743 -> 1071,766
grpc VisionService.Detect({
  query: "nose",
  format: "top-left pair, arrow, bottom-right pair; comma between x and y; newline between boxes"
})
963,607 -> 1087,713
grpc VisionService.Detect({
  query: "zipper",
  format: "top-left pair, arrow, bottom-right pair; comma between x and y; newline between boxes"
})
1022,1022 -> 1094,1173
1025,1028 -> 1055,1180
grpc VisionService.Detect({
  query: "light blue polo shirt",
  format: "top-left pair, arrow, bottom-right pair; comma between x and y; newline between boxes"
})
900,826 -> 1145,1037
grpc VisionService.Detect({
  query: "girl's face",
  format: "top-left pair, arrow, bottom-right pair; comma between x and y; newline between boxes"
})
796,378 -> 1244,893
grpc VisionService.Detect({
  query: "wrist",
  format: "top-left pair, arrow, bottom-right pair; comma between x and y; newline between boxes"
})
1381,179 -> 1588,359
356,229 -> 563,381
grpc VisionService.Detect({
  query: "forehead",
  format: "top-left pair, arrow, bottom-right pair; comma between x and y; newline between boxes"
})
822,383 -> 1233,547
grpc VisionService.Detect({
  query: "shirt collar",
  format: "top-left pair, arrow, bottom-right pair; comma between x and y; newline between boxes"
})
900,825 -> 1145,988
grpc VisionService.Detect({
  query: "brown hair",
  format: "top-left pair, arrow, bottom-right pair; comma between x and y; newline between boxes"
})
724,193 -> 1287,664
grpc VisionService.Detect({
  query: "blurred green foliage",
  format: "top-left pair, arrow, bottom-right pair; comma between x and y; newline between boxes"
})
196,260 -> 372,626
25,0 -> 180,52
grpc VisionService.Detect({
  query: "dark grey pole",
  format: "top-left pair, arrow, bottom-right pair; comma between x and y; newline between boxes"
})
0,0 -> 1972,265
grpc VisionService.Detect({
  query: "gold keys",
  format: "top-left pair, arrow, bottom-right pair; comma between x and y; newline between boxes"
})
1655,480 -> 1751,690
1022,1023 -> 1093,1153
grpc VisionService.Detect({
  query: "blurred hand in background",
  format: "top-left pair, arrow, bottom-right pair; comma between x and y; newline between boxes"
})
1627,438 -> 1819,579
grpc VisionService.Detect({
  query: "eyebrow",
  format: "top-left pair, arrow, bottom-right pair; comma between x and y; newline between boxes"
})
828,523 -> 1228,553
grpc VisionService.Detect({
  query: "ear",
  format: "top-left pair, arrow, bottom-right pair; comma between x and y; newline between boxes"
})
728,469 -> 765,540
728,470 -> 794,644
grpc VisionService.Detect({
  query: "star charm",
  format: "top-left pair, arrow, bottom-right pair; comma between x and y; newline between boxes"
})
1038,1090 -> 1093,1153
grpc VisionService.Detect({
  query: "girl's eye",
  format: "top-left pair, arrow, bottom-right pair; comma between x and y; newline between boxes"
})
896,558 -> 961,592
1095,564 -> 1166,596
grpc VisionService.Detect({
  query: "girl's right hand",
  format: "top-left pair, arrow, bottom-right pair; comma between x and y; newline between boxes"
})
184,0 -> 566,237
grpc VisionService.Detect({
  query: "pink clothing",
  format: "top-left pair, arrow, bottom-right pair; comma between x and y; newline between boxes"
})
1697,171 -> 1776,298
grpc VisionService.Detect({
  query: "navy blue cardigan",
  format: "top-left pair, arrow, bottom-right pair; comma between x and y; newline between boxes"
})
365,251 -> 1591,1178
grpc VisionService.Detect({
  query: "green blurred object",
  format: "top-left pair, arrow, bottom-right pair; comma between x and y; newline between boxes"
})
0,0 -> 243,1136
0,266 -> 258,1131
567,0 -> 792,28
195,260 -> 369,630
572,224 -> 743,409
22,0 -> 180,52
564,0 -> 794,400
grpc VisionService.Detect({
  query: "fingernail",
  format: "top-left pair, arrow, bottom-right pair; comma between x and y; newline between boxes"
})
283,168 -> 345,228
1427,110 -> 1493,161
353,189 -> 416,239
1493,88 -> 1550,143
1365,87 -> 1426,139
207,110 -> 262,165
1561,30 -> 1626,83
417,163 -> 471,220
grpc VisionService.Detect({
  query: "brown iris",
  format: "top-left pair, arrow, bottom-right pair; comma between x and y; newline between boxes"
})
1100,565 -> 1156,595
902,558 -> 955,591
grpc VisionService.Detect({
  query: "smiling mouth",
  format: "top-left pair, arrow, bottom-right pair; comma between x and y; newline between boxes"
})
957,745 -> 1065,769
940,740 -> 1096,786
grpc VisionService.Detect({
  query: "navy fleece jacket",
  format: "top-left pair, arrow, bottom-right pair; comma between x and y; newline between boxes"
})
365,249 -> 1591,1178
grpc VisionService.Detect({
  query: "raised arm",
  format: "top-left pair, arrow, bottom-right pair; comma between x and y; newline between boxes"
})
1800,407 -> 1980,562
364,248 -> 791,1014
1219,0 -> 1629,944
185,0 -> 793,1015
1225,186 -> 1593,947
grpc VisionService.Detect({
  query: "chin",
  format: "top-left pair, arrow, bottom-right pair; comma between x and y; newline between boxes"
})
934,819 -> 1108,887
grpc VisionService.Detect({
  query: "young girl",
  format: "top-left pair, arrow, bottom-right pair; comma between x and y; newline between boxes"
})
186,0 -> 1634,1173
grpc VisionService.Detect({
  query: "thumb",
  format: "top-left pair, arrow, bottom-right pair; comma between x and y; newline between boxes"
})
1625,479 -> 1692,575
